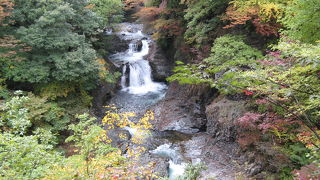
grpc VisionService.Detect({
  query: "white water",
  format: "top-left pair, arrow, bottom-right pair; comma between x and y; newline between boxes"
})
150,144 -> 187,179
109,23 -> 166,95
107,23 -> 184,179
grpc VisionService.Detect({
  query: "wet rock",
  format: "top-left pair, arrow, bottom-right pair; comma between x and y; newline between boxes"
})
145,42 -> 174,81
105,34 -> 130,54
136,40 -> 143,51
107,128 -> 131,153
151,82 -> 216,133
139,153 -> 169,177
247,164 -> 263,176
180,134 -> 247,180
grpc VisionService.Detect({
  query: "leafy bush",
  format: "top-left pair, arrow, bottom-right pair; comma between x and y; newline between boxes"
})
45,110 -> 157,179
281,0 -> 320,43
176,163 -> 206,180
0,92 -> 69,140
0,133 -> 63,179
204,35 -> 262,69
168,35 -> 262,94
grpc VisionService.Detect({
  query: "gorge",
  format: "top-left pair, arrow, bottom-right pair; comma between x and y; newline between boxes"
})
1,0 -> 319,179
100,20 -> 260,180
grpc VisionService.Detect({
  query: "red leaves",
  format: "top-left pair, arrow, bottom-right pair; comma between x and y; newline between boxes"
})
243,90 -> 254,96
222,4 -> 281,37
238,112 -> 264,129
252,18 -> 280,37
0,36 -> 32,58
237,112 -> 298,148
293,163 -> 320,180
222,5 -> 256,29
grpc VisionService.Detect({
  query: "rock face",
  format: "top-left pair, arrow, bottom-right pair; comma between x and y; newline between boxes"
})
145,42 -> 174,81
151,82 -> 216,133
150,81 -> 291,178
105,34 -> 130,54
181,134 -> 244,180
91,80 -> 119,118
205,95 -> 248,142
91,60 -> 120,118
136,40 -> 143,51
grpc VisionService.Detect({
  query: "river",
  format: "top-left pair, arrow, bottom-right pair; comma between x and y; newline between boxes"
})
108,23 -> 189,179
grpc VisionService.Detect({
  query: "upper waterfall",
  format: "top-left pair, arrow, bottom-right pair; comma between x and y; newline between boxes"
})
109,23 -> 166,95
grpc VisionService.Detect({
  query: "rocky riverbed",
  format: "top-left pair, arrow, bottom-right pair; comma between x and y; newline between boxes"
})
92,19 -> 287,179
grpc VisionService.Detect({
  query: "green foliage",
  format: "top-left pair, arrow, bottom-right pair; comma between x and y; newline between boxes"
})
183,0 -> 230,46
167,61 -> 211,85
0,108 -> 158,179
66,113 -> 115,157
0,133 -> 63,179
279,167 -> 294,180
0,91 -> 69,139
0,58 -> 10,99
1,0 -> 123,88
282,0 -> 320,43
63,114 -> 117,178
167,0 -> 181,9
241,40 -> 320,124
0,92 -> 31,135
204,35 -> 262,70
45,111 -> 157,179
168,35 -> 262,94
176,163 -> 206,180
35,82 -> 76,100
284,143 -> 311,166
145,0 -> 162,7
89,0 -> 123,26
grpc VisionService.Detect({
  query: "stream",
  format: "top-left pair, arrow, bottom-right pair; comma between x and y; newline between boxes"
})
108,23 -> 189,179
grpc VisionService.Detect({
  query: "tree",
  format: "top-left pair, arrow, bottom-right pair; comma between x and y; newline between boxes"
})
222,0 -> 288,36
1,0 -> 122,90
168,35 -> 263,92
182,0 -> 230,46
0,0 -> 13,25
45,110 -> 157,179
281,0 -> 320,43
89,0 -> 123,27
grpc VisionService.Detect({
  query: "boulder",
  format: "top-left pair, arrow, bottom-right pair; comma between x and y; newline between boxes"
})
145,42 -> 174,81
151,82 -> 216,133
106,34 -> 130,54
205,95 -> 248,142
107,128 -> 131,153
136,40 -> 143,51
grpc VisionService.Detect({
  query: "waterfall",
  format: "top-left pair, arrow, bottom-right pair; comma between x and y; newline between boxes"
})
110,23 -> 166,95
107,23 -> 186,180
150,144 -> 187,179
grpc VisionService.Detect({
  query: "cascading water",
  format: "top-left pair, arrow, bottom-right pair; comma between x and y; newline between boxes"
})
107,23 -> 186,179
150,144 -> 187,179
110,23 -> 166,95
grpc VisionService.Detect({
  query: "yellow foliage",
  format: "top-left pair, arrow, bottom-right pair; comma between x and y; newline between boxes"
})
44,108 -> 158,179
229,0 -> 287,22
96,58 -> 108,79
36,82 -> 76,100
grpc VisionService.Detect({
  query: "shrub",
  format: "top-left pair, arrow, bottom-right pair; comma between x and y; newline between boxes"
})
0,133 -> 63,179
0,91 -> 69,139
